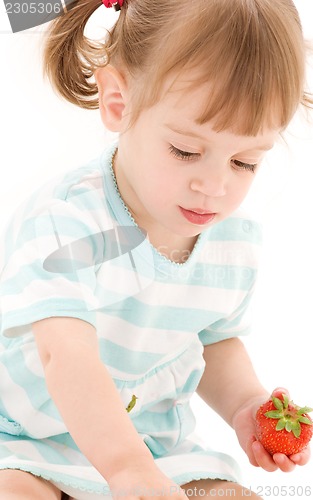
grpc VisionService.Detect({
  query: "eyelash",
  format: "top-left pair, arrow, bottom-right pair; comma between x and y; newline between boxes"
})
169,145 -> 199,161
169,145 -> 257,173
232,159 -> 257,173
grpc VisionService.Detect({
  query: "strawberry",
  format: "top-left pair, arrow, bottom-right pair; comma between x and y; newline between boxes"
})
255,393 -> 313,456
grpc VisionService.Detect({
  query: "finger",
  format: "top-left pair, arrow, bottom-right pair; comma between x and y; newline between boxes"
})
251,440 -> 279,472
246,436 -> 260,467
289,446 -> 311,466
272,453 -> 296,472
271,387 -> 290,400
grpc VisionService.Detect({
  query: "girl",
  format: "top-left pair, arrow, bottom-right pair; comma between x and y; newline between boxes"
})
0,0 -> 311,499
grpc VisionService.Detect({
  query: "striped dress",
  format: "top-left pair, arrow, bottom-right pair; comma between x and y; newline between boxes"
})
0,142 -> 261,499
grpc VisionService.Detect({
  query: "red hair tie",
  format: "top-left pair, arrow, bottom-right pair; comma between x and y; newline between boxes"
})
102,0 -> 124,10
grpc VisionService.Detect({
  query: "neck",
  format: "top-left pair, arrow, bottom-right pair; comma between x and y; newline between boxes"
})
149,229 -> 198,264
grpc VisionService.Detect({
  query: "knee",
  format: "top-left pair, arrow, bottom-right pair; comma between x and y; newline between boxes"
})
182,479 -> 262,499
0,469 -> 62,499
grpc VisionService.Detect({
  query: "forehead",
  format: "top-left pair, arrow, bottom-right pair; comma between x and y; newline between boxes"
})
144,57 -> 285,129
147,81 -> 281,149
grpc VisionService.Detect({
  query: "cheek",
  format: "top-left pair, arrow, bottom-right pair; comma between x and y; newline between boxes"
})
228,176 -> 254,204
144,159 -> 177,189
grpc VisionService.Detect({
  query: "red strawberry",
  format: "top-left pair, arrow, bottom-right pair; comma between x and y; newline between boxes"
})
255,393 -> 313,456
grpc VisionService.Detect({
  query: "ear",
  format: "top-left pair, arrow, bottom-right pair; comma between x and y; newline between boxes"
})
95,65 -> 128,132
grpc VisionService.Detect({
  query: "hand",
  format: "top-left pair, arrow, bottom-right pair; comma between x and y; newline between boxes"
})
107,461 -> 188,500
232,387 -> 311,472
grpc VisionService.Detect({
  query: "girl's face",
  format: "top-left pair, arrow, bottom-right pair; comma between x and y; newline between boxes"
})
115,83 -> 280,252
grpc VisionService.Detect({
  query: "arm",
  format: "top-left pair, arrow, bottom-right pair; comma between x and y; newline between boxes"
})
32,317 -> 187,499
196,337 -> 268,426
32,317 -> 153,479
196,337 -> 310,471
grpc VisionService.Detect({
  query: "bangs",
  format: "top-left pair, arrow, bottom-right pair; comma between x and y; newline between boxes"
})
189,13 -> 304,136
189,52 -> 300,136
128,0 -> 306,136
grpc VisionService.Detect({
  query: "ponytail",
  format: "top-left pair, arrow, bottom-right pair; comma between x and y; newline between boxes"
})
42,0 -> 109,109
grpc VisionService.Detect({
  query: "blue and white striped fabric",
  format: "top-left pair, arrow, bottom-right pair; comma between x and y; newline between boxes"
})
0,142 -> 261,498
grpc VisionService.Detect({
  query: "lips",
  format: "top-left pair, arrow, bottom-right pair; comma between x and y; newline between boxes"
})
179,207 -> 216,225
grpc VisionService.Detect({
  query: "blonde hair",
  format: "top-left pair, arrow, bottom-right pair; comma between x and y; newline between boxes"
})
43,0 -> 312,135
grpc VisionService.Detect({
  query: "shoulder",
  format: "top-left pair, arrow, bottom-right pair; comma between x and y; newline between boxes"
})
198,209 -> 263,271
8,144 -> 116,223
205,208 -> 262,245
0,144 -> 117,268
29,144 -> 116,209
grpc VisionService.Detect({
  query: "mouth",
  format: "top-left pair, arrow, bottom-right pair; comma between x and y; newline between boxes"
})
179,207 -> 216,225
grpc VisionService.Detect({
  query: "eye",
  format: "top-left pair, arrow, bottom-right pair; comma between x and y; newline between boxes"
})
169,145 -> 200,161
232,159 -> 257,173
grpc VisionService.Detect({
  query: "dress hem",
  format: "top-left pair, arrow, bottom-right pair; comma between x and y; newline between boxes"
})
0,464 -> 106,495
0,463 -> 239,496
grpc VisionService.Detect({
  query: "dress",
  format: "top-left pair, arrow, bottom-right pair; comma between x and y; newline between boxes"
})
0,142 -> 262,499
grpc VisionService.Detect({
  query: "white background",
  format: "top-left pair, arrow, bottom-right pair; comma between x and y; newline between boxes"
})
0,1 -> 313,498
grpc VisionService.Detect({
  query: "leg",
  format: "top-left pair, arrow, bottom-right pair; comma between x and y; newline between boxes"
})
0,469 -> 62,500
182,478 -> 262,499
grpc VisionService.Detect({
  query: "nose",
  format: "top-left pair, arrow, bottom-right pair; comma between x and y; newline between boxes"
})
190,165 -> 227,198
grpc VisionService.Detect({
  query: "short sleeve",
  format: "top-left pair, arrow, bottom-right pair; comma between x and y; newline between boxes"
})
197,212 -> 262,346
0,196 -> 102,338
198,285 -> 256,345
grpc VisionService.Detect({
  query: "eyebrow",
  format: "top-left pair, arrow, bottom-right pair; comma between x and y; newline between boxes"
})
165,123 -> 206,140
164,123 -> 275,151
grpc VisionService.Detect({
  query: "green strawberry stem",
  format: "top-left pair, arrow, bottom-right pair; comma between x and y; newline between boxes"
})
265,395 -> 313,438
